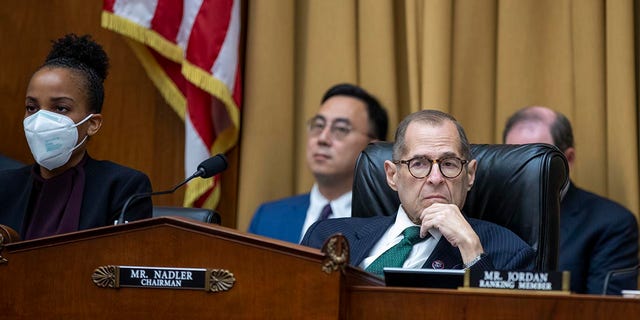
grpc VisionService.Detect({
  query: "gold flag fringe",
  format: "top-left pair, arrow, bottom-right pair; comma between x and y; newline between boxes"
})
126,40 -> 186,120
101,11 -> 183,63
183,176 -> 222,209
181,60 -> 240,129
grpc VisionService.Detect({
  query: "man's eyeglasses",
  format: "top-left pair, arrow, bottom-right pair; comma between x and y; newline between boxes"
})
393,156 -> 469,179
307,117 -> 371,140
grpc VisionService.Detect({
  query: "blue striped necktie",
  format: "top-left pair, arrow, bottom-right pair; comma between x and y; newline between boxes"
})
317,203 -> 332,221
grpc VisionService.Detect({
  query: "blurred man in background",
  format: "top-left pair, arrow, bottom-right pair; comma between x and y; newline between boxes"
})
503,105 -> 638,295
249,83 -> 388,243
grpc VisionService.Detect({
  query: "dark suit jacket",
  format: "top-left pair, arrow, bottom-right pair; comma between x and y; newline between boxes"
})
301,214 -> 535,272
0,154 -> 23,170
560,183 -> 639,294
0,155 -> 152,238
248,194 -> 310,243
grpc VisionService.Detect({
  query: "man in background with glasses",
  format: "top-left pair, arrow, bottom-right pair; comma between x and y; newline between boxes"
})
248,83 -> 389,243
301,109 -> 535,274
504,106 -> 638,295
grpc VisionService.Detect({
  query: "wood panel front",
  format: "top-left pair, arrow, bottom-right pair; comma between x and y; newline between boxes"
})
0,218 -> 361,319
346,286 -> 640,319
3,218 -> 638,319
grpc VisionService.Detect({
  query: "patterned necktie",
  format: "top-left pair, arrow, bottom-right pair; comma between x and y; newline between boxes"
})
317,203 -> 332,221
365,226 -> 428,276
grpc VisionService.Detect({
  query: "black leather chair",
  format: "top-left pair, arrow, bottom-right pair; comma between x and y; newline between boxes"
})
351,142 -> 569,271
152,206 -> 221,224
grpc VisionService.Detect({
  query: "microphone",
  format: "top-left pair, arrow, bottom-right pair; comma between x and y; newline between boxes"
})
115,154 -> 228,225
601,264 -> 640,295
195,153 -> 229,178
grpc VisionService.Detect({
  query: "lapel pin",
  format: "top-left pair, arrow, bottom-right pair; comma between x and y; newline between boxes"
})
432,260 -> 444,269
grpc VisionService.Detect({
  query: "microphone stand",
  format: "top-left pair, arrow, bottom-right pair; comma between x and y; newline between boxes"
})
115,168 -> 205,225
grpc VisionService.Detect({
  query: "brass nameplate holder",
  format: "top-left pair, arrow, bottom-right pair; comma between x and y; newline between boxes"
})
0,233 -> 7,264
92,265 -> 235,292
321,234 -> 349,274
462,270 -> 570,294
0,225 -> 20,265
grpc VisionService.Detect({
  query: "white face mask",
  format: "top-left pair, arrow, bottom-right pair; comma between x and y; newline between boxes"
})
23,110 -> 93,171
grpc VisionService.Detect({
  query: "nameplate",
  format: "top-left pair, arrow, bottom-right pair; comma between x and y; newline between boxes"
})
120,266 -> 206,289
92,265 -> 236,292
466,270 -> 569,292
384,267 -> 466,289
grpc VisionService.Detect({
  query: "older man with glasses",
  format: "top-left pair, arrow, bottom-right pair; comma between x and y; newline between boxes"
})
301,109 -> 535,275
248,83 -> 389,243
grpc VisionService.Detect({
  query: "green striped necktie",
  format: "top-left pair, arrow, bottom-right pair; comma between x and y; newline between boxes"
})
365,226 -> 429,276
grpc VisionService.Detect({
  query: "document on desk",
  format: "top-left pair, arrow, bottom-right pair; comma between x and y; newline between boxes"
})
383,268 -> 466,289
622,290 -> 640,298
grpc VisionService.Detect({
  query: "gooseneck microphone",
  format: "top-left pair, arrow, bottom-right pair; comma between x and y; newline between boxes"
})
115,154 -> 228,225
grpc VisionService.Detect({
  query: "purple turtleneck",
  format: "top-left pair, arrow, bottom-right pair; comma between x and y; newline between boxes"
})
24,154 -> 87,240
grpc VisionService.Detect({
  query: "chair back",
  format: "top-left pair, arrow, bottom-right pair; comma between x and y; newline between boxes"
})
152,206 -> 221,224
352,142 -> 569,270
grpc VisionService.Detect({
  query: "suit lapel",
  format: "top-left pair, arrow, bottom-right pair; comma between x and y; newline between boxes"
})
289,195 -> 310,241
16,170 -> 35,237
423,237 -> 463,270
559,182 -> 579,236
78,156 -> 95,229
350,216 -> 395,266
560,182 -> 582,218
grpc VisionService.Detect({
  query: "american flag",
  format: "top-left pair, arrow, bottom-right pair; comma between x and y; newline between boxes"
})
101,0 -> 242,209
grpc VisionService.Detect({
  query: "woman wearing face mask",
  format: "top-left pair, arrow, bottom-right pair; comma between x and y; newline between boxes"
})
0,34 -> 152,240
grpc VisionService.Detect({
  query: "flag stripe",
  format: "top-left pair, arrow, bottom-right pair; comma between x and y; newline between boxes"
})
176,0 -> 204,50
211,0 -> 240,90
184,111 -> 211,182
186,0 -> 233,70
181,59 -> 240,126
103,0 -> 116,11
187,84 -> 215,148
150,0 -> 183,42
113,0 -> 158,27
232,60 -> 243,111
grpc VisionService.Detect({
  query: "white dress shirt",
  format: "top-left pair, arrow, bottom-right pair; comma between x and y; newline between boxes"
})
360,206 -> 442,269
298,184 -> 352,243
